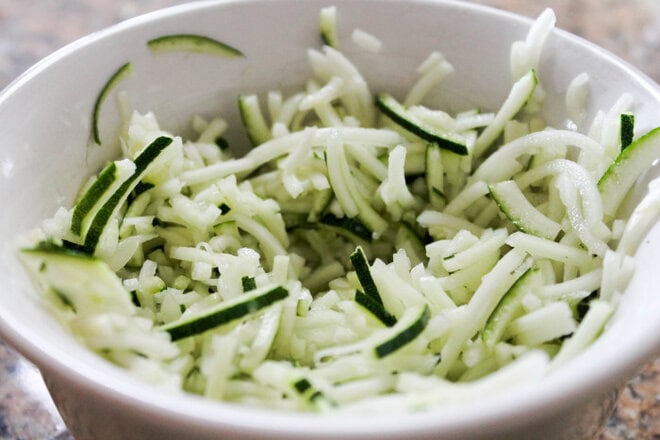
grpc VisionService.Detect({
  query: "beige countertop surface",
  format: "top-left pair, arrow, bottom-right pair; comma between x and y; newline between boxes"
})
0,1 -> 657,439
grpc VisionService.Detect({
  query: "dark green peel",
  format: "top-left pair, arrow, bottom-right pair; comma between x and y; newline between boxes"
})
147,34 -> 244,58
92,62 -> 133,145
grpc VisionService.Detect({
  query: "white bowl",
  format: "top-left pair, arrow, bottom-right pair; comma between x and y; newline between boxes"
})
0,1 -> 658,439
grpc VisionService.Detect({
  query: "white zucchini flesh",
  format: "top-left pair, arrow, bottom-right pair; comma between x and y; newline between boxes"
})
473,69 -> 537,158
506,232 -> 592,269
616,177 -> 660,255
404,51 -> 454,107
508,301 -> 577,346
472,130 -> 607,183
319,6 -> 339,48
435,249 -> 530,377
551,300 -> 614,369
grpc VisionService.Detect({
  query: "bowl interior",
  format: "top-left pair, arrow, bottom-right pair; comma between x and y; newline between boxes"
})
0,0 -> 659,436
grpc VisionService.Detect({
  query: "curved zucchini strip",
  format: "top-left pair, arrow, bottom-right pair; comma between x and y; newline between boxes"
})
374,305 -> 430,358
489,180 -> 561,240
147,34 -> 244,58
482,267 -> 541,347
92,62 -> 133,145
599,126 -> 660,219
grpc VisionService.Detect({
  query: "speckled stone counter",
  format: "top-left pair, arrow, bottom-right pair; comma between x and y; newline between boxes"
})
0,1 -> 658,439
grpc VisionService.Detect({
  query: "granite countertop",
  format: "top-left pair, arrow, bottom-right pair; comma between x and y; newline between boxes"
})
0,1 -> 658,439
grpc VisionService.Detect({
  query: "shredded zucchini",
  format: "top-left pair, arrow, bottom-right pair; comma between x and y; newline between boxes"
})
19,5 -> 660,414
